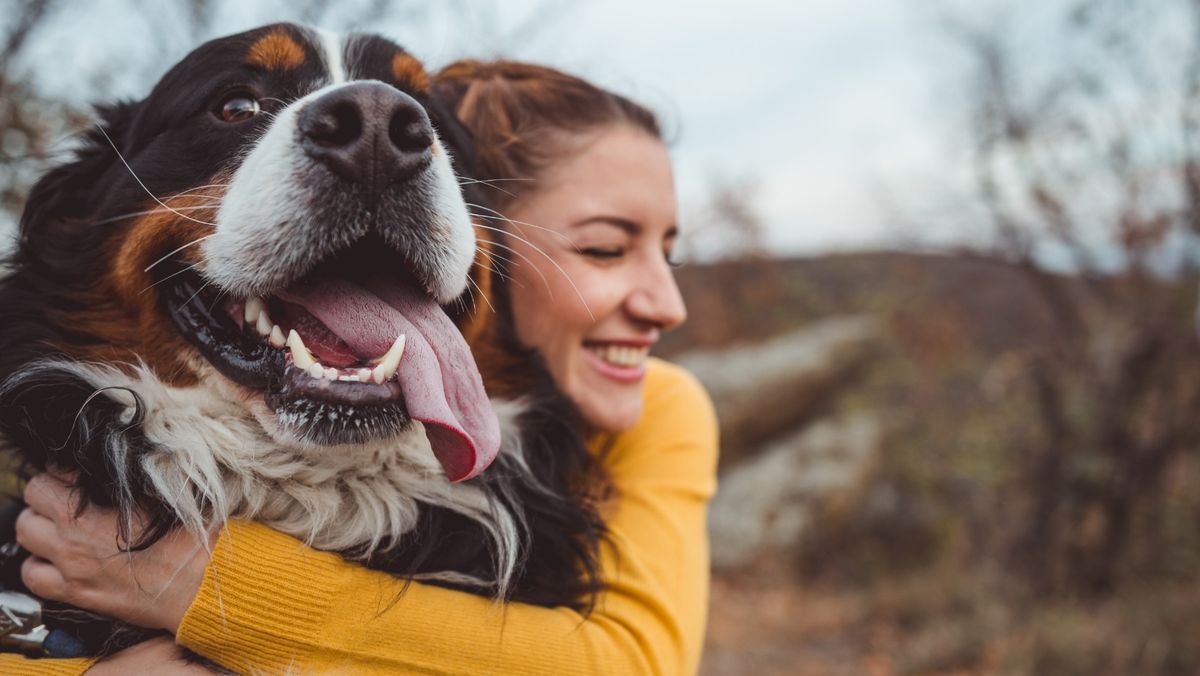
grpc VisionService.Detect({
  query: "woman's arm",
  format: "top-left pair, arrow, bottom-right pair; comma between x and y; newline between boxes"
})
10,360 -> 717,675
178,360 -> 717,675
0,655 -> 93,675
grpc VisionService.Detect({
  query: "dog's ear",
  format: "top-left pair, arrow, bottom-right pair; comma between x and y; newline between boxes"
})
18,101 -> 139,249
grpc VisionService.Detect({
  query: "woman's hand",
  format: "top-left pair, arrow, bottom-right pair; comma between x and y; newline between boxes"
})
84,636 -> 213,675
14,472 -> 212,633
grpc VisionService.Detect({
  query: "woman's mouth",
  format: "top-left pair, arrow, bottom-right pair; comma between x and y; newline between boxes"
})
583,342 -> 650,383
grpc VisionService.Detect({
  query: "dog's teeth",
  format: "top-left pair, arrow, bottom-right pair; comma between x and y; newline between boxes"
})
268,325 -> 286,348
244,297 -> 264,325
357,368 -> 373,382
324,367 -> 338,380
308,363 -> 325,379
370,334 -> 406,383
338,374 -> 360,382
255,310 -> 272,337
287,330 -> 315,370
371,363 -> 389,384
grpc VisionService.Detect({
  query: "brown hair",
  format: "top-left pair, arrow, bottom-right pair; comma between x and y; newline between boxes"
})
432,59 -> 661,211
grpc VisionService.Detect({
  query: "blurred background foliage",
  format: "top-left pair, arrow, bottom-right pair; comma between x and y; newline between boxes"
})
682,1 -> 1200,673
2,0 -> 1199,674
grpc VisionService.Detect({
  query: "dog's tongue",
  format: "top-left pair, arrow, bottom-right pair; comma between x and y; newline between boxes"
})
276,277 -> 500,482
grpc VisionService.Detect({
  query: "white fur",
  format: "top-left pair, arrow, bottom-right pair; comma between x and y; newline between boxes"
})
316,29 -> 346,84
205,62 -> 476,303
12,360 -> 527,597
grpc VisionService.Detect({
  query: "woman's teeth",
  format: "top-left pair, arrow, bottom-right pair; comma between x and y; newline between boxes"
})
587,344 -> 649,368
244,295 -> 406,384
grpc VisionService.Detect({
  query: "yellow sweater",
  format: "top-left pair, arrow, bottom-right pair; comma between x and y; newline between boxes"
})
2,359 -> 717,675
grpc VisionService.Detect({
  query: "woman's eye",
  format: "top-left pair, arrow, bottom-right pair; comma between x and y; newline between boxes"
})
665,251 -> 683,269
581,247 -> 625,260
216,94 -> 260,123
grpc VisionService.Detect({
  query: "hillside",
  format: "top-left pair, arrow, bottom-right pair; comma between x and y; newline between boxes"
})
678,251 -> 1200,675
660,251 -> 1058,357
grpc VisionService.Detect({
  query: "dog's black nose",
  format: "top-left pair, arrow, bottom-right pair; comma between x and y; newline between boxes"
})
298,82 -> 434,187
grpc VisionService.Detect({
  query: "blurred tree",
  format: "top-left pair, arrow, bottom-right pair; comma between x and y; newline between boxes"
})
938,0 -> 1200,596
682,173 -> 770,261
0,0 -> 69,233
677,174 -> 796,345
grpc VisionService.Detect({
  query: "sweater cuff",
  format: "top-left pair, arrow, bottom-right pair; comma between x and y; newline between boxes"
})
0,656 -> 96,675
177,520 -> 340,672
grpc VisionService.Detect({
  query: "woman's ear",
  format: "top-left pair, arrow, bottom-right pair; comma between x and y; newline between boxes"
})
18,101 -> 139,250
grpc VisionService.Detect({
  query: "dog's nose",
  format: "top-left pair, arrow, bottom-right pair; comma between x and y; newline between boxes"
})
298,82 -> 434,187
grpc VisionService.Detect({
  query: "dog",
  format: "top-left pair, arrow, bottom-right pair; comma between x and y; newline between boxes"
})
0,23 -> 602,656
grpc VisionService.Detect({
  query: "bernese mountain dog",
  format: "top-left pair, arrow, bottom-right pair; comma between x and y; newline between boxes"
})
0,23 -> 602,656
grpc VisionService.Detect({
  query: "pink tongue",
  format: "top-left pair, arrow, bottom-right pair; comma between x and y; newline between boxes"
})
277,278 -> 500,482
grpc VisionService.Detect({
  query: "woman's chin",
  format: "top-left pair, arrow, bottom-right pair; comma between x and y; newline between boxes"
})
573,377 -> 644,434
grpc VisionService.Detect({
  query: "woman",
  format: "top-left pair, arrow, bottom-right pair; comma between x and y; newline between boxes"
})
6,60 -> 718,675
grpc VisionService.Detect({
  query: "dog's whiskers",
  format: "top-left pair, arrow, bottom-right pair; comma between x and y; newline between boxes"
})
475,249 -> 522,287
472,223 -> 595,321
207,288 -> 232,317
162,183 -> 231,200
458,177 -> 535,186
475,235 -> 552,295
472,259 -> 509,281
465,275 -> 496,315
458,177 -> 530,198
477,245 -> 516,267
143,234 -> 215,274
467,203 -> 577,248
95,123 -> 220,228
93,205 -> 218,227
181,280 -> 213,307
140,261 -> 202,295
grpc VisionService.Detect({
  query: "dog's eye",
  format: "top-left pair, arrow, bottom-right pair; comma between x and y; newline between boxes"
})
217,94 -> 260,123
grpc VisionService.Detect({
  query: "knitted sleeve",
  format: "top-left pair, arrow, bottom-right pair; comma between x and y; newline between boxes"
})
0,655 -> 94,675
177,359 -> 718,675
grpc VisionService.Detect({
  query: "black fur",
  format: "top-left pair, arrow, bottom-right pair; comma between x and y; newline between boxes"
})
0,23 -> 604,658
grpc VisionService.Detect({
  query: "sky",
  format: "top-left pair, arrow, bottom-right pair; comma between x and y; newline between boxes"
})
6,0 -> 966,258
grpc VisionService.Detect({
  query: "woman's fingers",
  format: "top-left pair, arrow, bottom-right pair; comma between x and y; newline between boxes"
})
14,507 -> 59,559
22,472 -> 76,520
20,555 -> 66,600
8,473 -> 212,632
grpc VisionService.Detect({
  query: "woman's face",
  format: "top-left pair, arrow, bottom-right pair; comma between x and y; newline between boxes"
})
501,124 -> 687,433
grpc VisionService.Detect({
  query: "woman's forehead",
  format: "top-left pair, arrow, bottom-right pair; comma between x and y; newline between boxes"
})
531,126 -> 676,232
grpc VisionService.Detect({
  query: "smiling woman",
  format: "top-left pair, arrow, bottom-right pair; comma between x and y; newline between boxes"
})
503,124 -> 688,433
3,58 -> 717,676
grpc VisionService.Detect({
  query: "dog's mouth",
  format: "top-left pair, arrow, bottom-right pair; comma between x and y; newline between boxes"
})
161,239 -> 499,482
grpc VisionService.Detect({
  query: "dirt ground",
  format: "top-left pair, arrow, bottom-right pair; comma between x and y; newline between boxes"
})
701,575 -> 898,676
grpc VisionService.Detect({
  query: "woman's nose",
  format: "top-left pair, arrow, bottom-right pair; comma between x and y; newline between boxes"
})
626,258 -> 687,330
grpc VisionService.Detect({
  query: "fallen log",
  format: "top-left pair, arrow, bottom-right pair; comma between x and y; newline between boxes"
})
675,316 -> 879,468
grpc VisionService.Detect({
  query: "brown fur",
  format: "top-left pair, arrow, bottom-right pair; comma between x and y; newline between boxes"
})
246,29 -> 306,71
392,52 -> 431,92
62,194 -> 221,386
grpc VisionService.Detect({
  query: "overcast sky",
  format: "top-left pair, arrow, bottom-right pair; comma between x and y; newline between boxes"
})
8,0 -> 967,258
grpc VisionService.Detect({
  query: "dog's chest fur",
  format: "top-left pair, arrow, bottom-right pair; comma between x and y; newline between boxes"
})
18,360 -> 520,564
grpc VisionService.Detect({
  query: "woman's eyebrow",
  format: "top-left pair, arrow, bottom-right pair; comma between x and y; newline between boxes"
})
572,218 -> 679,241
571,216 -> 641,235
